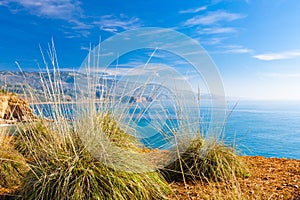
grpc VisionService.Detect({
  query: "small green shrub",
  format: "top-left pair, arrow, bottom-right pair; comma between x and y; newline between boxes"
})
162,137 -> 249,182
14,121 -> 54,159
0,135 -> 28,189
18,115 -> 170,200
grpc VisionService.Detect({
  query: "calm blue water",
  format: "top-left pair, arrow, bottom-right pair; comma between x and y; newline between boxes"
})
32,100 -> 300,159
224,101 -> 300,160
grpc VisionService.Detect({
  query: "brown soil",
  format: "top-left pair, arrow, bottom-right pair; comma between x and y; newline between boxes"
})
170,156 -> 300,200
0,156 -> 299,199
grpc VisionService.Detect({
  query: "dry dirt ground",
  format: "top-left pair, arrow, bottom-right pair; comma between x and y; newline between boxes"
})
0,156 -> 299,200
169,156 -> 300,200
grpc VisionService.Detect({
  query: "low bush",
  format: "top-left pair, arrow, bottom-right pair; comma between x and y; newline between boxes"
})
162,137 -> 249,182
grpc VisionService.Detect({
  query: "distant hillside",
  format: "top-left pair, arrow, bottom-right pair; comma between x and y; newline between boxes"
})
0,71 -> 212,104
0,71 -> 155,103
0,71 -> 86,102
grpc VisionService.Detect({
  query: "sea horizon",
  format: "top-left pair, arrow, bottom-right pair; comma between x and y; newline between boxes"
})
225,100 -> 300,160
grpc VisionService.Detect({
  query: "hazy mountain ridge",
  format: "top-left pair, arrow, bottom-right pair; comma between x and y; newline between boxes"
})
0,71 -> 86,102
0,71 -> 155,103
0,71 -> 213,103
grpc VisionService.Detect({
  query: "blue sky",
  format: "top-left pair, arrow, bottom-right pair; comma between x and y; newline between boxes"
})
0,0 -> 300,100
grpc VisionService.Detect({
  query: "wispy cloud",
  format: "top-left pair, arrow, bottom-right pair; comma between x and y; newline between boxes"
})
70,20 -> 93,30
198,27 -> 236,34
198,37 -> 226,45
0,1 -> 142,37
80,46 -> 90,51
253,50 -> 300,61
183,11 -> 245,26
0,0 -> 82,20
62,19 -> 94,37
221,45 -> 253,54
179,6 -> 207,14
94,14 -> 141,33
0,0 -> 92,37
224,48 -> 252,54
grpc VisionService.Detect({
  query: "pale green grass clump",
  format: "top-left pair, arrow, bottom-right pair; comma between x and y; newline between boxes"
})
9,43 -> 171,199
0,131 -> 28,190
16,115 -> 170,200
162,137 -> 249,182
97,112 -> 143,151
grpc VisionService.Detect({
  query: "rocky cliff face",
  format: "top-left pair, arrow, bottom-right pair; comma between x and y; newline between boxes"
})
0,93 -> 37,124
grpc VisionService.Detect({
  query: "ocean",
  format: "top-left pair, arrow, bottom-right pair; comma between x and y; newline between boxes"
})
224,100 -> 300,160
29,100 -> 300,160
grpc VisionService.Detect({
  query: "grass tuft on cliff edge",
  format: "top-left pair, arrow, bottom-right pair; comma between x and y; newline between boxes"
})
16,111 -> 170,200
0,130 -> 28,194
162,136 -> 249,183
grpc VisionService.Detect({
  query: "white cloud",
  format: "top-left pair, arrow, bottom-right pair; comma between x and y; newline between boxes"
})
70,20 -> 93,30
253,50 -> 300,61
198,27 -> 236,34
183,11 -> 245,26
225,48 -> 252,54
63,19 -> 93,37
94,15 -> 141,33
0,1 -> 141,37
221,45 -> 253,54
0,0 -> 91,37
199,37 -> 226,45
63,29 -> 90,38
179,6 -> 207,14
100,27 -> 118,33
0,0 -> 82,20
80,46 -> 90,51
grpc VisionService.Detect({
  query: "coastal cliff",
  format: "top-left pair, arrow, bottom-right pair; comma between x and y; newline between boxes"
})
0,92 -> 36,124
